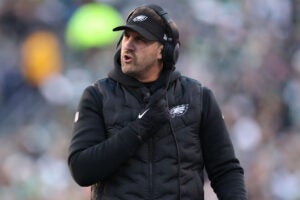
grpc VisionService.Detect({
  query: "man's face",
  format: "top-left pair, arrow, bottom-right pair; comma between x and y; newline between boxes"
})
120,30 -> 163,82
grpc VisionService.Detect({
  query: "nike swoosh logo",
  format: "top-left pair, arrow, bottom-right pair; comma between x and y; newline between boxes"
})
138,108 -> 150,119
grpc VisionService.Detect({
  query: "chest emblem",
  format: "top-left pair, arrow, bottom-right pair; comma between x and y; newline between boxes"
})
169,104 -> 189,118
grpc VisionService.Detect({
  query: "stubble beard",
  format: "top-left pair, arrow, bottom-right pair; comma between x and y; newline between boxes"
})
121,58 -> 139,77
121,57 -> 152,79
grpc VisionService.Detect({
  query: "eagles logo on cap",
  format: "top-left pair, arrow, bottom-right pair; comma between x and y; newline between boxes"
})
113,11 -> 165,43
132,15 -> 148,22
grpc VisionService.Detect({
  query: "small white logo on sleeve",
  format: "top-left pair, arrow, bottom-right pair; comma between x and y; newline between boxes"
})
169,104 -> 189,118
74,112 -> 79,123
138,108 -> 150,119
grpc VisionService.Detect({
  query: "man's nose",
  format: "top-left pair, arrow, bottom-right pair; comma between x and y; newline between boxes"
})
123,38 -> 135,51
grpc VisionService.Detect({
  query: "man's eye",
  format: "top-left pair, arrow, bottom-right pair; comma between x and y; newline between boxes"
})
137,37 -> 148,43
138,38 -> 146,42
124,32 -> 129,38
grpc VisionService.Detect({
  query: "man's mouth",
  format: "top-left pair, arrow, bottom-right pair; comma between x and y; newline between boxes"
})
123,54 -> 133,63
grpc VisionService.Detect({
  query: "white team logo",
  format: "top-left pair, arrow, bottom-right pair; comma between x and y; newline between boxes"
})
138,108 -> 150,119
169,104 -> 189,118
163,34 -> 168,41
133,15 -> 148,22
74,112 -> 79,123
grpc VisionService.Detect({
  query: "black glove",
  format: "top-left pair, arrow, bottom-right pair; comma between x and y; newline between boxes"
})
128,89 -> 170,142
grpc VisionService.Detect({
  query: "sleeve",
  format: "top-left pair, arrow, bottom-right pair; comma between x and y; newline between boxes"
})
200,87 -> 248,199
67,85 -> 141,186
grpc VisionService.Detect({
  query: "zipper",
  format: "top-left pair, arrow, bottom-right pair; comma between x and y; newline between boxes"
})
148,137 -> 153,200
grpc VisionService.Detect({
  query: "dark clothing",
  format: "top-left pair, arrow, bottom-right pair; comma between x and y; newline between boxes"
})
68,51 -> 247,200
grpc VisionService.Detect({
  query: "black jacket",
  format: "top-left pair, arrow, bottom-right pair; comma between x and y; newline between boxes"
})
68,51 -> 247,199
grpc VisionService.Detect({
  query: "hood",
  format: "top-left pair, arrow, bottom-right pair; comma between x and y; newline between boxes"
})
108,49 -> 181,91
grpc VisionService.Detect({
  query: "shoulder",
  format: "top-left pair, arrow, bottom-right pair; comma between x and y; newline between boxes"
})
179,75 -> 214,94
92,77 -> 118,95
95,77 -> 116,88
178,75 -> 202,87
80,78 -> 115,103
174,75 -> 205,95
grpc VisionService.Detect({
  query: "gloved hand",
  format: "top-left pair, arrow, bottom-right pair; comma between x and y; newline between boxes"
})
128,89 -> 170,142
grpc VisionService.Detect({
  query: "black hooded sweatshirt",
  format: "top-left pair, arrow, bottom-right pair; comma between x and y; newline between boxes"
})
68,50 -> 247,200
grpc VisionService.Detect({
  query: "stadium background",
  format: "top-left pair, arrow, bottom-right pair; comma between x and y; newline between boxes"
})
0,0 -> 300,199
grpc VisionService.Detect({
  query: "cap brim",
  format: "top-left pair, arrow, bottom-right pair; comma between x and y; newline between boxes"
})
113,25 -> 158,41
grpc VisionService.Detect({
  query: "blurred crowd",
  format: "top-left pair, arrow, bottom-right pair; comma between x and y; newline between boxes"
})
0,0 -> 300,199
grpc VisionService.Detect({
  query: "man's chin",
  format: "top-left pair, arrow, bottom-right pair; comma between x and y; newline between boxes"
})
121,67 -> 136,77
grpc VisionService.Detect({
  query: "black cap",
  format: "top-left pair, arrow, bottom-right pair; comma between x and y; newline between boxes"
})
113,10 -> 166,43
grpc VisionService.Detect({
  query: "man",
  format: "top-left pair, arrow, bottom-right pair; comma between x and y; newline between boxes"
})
68,4 -> 248,200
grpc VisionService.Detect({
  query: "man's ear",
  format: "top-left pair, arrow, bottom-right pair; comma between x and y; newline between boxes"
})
158,44 -> 164,59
